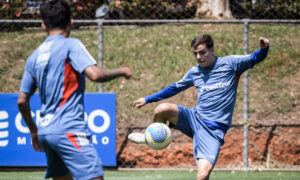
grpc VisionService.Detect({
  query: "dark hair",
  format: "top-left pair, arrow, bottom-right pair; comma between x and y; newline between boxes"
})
191,34 -> 214,49
40,0 -> 71,30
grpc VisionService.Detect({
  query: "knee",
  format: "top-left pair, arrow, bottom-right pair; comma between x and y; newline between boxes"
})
154,103 -> 173,115
197,170 -> 210,180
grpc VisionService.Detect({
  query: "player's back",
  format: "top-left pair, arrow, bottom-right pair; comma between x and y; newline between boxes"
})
23,34 -> 96,134
34,35 -> 69,107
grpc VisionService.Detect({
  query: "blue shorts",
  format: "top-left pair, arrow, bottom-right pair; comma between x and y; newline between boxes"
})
39,133 -> 104,180
170,105 -> 226,166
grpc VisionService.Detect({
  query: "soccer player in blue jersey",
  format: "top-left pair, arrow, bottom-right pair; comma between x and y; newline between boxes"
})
129,34 -> 269,180
17,0 -> 132,180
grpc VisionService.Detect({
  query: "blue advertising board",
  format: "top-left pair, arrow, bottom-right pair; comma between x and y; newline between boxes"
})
0,93 -> 116,167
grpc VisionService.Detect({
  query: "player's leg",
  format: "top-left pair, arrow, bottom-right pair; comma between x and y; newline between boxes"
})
128,103 -> 179,143
153,103 -> 179,125
39,135 -> 72,180
197,159 -> 214,180
46,133 -> 104,180
193,120 -> 225,180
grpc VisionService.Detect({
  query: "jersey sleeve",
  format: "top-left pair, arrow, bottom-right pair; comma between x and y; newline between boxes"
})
20,58 -> 37,94
68,39 -> 97,73
175,68 -> 194,89
228,47 -> 269,74
145,69 -> 194,103
145,83 -> 184,103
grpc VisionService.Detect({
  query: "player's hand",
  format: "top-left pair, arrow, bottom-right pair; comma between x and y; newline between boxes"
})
31,131 -> 43,152
120,67 -> 132,79
133,98 -> 146,108
259,37 -> 269,49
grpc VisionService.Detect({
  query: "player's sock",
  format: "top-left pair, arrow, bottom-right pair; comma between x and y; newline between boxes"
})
128,132 -> 146,144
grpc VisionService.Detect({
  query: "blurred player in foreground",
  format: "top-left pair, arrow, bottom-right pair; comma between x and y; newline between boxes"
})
129,34 -> 269,180
17,0 -> 132,179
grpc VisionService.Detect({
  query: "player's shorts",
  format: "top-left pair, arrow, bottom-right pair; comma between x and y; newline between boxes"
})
39,133 -> 103,180
170,105 -> 227,166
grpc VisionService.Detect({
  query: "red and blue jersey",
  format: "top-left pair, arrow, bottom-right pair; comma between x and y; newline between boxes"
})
20,35 -> 96,135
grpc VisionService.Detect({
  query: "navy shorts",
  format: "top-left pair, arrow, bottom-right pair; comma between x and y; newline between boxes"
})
39,133 -> 103,180
170,105 -> 226,166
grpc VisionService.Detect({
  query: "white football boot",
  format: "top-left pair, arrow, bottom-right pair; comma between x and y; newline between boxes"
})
128,132 -> 146,144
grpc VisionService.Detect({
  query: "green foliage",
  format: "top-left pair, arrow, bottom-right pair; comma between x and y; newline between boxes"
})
70,0 -> 106,19
0,0 -> 23,19
0,0 -> 26,31
1,0 -> 299,20
0,0 -> 107,20
0,0 -> 197,20
240,0 -> 300,19
109,0 -> 197,19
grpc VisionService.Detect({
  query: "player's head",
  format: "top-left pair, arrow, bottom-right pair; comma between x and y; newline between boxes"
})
40,0 -> 72,35
191,34 -> 216,68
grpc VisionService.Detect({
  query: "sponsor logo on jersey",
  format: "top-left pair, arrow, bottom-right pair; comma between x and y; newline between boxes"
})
200,80 -> 232,92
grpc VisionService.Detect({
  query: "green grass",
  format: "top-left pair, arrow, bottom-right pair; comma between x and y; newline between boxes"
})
0,170 -> 299,180
0,23 -> 299,126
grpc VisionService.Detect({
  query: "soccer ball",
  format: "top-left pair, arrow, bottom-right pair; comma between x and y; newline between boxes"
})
145,122 -> 172,150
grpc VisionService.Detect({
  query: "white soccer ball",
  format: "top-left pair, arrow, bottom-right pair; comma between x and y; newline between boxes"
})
145,122 -> 172,150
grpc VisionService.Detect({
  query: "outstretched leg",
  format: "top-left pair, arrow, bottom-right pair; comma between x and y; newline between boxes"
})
128,103 -> 179,143
153,103 -> 179,126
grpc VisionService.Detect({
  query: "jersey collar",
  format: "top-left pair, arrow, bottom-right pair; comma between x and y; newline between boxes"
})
45,34 -> 66,41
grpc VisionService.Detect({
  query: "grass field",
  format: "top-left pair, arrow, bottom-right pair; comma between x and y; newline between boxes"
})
0,170 -> 300,180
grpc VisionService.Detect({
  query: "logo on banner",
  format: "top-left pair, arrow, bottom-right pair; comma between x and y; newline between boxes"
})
0,111 -> 9,147
0,93 -> 116,166
0,110 -> 111,147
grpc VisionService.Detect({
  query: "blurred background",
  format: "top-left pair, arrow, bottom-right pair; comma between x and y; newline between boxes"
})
0,0 -> 299,21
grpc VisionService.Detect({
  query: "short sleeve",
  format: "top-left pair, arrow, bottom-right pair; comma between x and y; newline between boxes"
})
68,39 -> 97,73
20,60 -> 36,93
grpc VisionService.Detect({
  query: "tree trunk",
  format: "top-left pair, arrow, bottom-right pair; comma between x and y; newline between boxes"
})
195,0 -> 233,19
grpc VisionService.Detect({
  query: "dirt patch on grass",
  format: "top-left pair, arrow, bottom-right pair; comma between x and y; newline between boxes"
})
117,126 -> 300,168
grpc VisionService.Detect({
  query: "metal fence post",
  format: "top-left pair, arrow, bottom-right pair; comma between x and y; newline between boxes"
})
98,20 -> 104,92
243,19 -> 249,170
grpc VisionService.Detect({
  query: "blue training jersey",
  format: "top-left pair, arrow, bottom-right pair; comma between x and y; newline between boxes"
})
145,48 -> 269,128
20,34 -> 96,135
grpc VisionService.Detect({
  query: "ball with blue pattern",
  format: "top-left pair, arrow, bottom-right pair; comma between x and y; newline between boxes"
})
145,122 -> 172,150
147,125 -> 167,143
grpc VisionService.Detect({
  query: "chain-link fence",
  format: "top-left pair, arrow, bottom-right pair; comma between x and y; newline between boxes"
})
0,0 -> 299,170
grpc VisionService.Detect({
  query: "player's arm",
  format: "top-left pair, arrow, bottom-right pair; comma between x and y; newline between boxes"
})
250,37 -> 270,65
84,65 -> 132,82
133,69 -> 194,108
18,61 -> 42,152
133,83 -> 184,108
145,83 -> 185,103
68,39 -> 132,82
17,93 -> 36,133
231,37 -> 270,74
17,92 -> 42,152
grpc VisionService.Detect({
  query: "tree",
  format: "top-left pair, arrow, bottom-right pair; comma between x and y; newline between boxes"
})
195,0 -> 232,19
